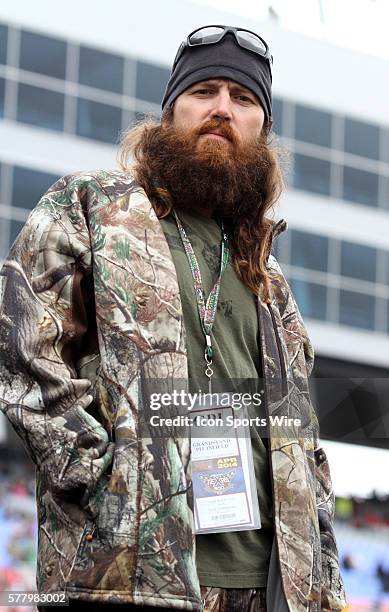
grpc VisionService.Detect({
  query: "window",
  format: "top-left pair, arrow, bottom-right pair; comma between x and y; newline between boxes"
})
121,109 -> 136,131
342,165 -> 379,207
295,104 -> 332,148
0,77 -> 4,118
12,166 -> 60,210
76,98 -> 122,144
290,279 -> 327,320
339,290 -> 375,330
345,117 -> 380,160
19,30 -> 66,80
136,61 -> 170,105
79,46 -> 124,94
272,97 -> 283,135
0,217 -> 10,259
0,24 -> 7,65
293,154 -> 331,196
17,83 -> 64,131
387,301 -> 389,334
9,219 -> 26,247
384,251 -> 389,286
291,230 -> 328,272
382,176 -> 389,211
271,230 -> 288,263
383,128 -> 389,164
341,241 -> 377,282
134,110 -> 160,123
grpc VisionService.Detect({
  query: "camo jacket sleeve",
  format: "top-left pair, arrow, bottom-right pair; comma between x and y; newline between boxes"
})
269,255 -> 348,611
0,173 -> 114,508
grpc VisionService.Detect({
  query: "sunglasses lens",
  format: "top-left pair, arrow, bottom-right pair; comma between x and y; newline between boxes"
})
189,26 -> 225,45
237,31 -> 268,56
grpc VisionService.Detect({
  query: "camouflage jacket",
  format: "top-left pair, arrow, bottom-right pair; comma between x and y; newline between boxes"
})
0,170 -> 347,611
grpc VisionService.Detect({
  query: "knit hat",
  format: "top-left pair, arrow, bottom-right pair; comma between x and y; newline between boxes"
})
162,29 -> 273,126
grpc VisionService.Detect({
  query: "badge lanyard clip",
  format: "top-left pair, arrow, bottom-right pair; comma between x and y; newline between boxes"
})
204,334 -> 214,394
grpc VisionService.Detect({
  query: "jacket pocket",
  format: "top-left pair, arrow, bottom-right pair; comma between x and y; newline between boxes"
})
66,442 -> 140,587
38,494 -> 89,592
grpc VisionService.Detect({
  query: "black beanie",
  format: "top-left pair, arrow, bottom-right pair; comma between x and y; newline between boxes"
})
162,30 -> 273,126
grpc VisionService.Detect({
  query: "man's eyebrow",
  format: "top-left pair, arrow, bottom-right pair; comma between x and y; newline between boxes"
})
189,80 -> 255,96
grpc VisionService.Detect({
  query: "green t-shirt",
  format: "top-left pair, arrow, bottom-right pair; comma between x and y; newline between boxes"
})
160,210 -> 274,588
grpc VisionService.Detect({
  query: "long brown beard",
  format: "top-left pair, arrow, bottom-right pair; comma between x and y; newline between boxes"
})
121,114 -> 286,300
135,117 -> 273,220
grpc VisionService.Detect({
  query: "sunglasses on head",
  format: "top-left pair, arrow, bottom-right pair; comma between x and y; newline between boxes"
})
173,25 -> 273,74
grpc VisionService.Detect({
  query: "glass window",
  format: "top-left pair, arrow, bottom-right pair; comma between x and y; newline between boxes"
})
291,230 -> 328,272
290,278 -> 327,320
9,219 -> 26,246
341,241 -> 377,282
342,165 -> 379,207
134,110 -> 160,123
293,154 -> 331,196
17,83 -> 64,131
387,300 -> 389,335
136,61 -> 170,105
295,104 -> 332,148
19,30 -> 66,80
272,96 -> 283,135
384,251 -> 389,286
0,77 -> 5,118
345,117 -> 380,160
0,24 -> 7,65
0,217 -> 10,259
77,97 -> 122,144
271,230 -> 288,263
383,127 -> 389,164
121,109 -> 136,131
339,290 -> 375,330
79,46 -> 124,93
381,176 -> 389,211
12,166 -> 60,209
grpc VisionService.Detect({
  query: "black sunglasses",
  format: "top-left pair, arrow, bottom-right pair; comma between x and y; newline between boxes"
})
173,25 -> 273,73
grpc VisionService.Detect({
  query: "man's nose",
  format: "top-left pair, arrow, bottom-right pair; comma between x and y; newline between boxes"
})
208,92 -> 233,121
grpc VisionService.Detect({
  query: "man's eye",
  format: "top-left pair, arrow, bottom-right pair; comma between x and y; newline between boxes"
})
194,88 -> 213,95
236,95 -> 254,103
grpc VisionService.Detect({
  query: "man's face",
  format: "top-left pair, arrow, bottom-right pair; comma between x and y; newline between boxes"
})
139,76 -> 272,219
171,78 -> 265,146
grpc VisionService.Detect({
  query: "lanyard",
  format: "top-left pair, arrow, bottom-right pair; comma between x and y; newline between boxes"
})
172,209 -> 230,393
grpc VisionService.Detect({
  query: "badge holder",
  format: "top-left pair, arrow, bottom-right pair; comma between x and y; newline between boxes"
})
190,396 -> 261,534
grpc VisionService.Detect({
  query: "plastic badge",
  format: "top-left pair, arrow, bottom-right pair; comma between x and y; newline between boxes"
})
190,396 -> 261,534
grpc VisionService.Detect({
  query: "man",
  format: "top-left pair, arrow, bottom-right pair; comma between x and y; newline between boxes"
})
0,25 -> 347,612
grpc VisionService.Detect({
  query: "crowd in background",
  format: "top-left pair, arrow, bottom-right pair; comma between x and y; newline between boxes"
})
0,459 -> 389,611
0,462 -> 36,611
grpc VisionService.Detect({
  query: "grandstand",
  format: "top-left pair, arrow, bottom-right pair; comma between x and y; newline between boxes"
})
337,523 -> 389,611
0,461 -> 36,611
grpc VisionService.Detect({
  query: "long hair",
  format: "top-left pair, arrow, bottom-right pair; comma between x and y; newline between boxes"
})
117,108 -> 287,303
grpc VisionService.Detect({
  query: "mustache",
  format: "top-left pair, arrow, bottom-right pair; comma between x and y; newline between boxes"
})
193,118 -> 240,146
